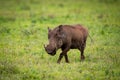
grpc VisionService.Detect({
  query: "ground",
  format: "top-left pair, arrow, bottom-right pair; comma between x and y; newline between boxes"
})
0,0 -> 120,80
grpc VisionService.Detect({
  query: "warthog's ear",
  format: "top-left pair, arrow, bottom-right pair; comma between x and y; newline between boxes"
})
58,25 -> 63,32
48,27 -> 52,32
58,25 -> 65,38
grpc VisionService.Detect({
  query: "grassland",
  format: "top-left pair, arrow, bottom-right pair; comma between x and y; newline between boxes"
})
0,0 -> 120,80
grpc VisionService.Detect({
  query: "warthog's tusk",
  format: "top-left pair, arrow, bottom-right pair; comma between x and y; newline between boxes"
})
44,44 -> 47,48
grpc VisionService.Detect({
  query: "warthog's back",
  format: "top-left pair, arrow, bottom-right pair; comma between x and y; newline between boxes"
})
61,24 -> 88,49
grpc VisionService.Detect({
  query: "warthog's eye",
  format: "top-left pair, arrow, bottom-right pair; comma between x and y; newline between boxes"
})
55,33 -> 59,37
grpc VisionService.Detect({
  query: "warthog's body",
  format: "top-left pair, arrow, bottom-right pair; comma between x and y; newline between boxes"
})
44,24 -> 88,63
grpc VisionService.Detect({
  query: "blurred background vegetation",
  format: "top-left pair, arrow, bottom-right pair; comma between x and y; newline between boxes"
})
0,0 -> 120,80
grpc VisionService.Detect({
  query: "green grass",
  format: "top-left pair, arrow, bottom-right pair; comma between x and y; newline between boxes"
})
0,0 -> 120,80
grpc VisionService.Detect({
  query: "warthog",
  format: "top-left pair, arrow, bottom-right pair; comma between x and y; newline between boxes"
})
44,24 -> 89,63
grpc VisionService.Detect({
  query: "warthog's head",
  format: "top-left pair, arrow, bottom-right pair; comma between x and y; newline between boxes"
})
44,25 -> 65,56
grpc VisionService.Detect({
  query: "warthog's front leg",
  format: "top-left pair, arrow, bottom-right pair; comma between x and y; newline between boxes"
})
64,54 -> 69,63
57,47 -> 70,63
57,53 -> 64,63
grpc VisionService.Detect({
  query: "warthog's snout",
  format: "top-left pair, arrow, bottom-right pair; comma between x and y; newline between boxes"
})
44,44 -> 56,56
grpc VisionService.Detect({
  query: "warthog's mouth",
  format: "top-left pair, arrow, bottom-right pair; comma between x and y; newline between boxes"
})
48,49 -> 56,56
44,44 -> 57,56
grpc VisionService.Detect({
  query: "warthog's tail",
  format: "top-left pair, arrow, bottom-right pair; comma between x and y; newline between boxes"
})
88,34 -> 94,44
